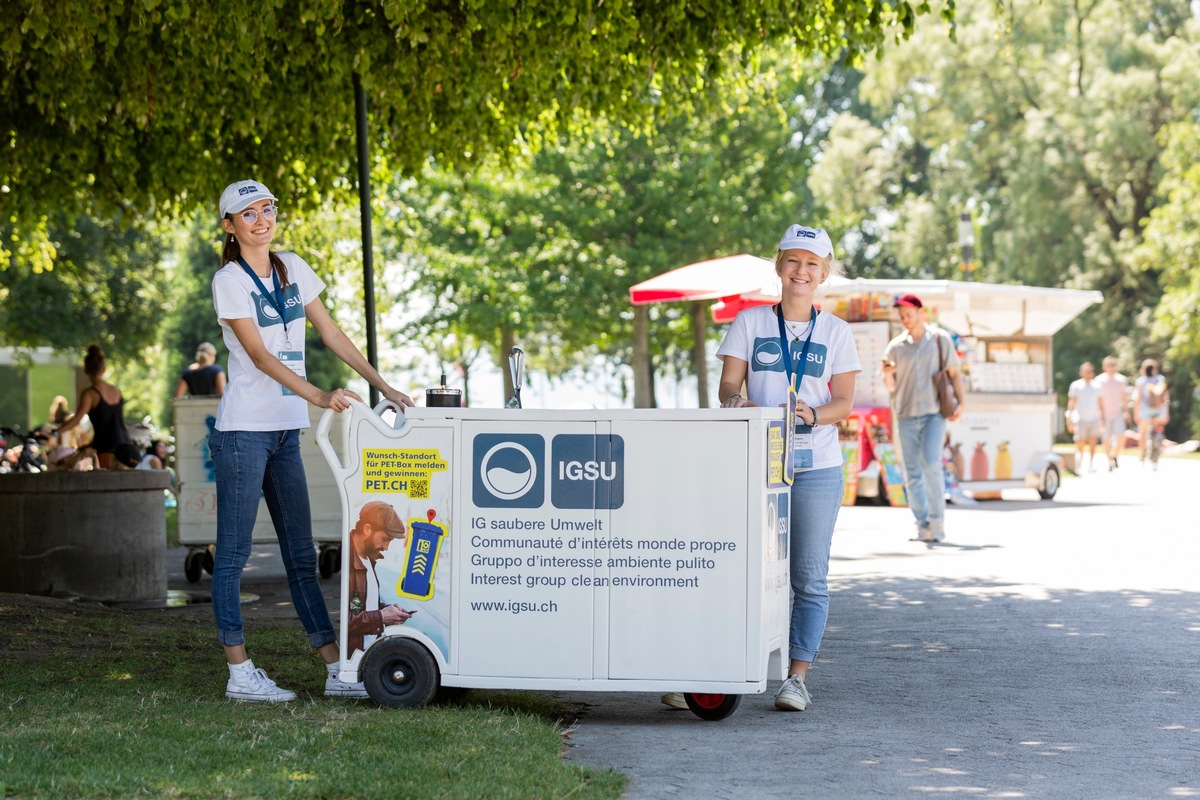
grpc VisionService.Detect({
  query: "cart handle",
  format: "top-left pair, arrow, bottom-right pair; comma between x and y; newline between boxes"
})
315,400 -> 363,479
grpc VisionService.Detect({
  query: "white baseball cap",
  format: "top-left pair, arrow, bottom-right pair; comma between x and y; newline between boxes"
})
778,224 -> 834,259
219,180 -> 278,217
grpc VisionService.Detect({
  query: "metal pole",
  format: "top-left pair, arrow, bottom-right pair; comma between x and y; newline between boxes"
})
354,72 -> 380,407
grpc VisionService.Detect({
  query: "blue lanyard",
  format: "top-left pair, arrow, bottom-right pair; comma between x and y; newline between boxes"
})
776,304 -> 818,392
237,257 -> 291,345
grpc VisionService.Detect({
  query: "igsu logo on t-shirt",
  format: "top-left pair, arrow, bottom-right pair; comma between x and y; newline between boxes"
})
751,338 -> 828,378
252,282 -> 305,328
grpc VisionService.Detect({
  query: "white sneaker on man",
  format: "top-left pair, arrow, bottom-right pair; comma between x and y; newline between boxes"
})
928,519 -> 945,542
226,663 -> 296,703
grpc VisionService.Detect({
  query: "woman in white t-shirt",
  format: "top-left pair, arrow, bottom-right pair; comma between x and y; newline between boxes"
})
716,224 -> 861,712
1134,358 -> 1169,465
210,179 -> 415,704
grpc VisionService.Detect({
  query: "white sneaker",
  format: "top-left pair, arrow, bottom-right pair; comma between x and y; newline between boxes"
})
226,666 -> 297,703
659,692 -> 688,710
929,519 -> 945,542
774,674 -> 812,711
325,671 -> 370,699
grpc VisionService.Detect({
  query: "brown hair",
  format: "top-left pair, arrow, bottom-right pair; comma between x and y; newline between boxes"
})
221,221 -> 290,287
83,344 -> 106,377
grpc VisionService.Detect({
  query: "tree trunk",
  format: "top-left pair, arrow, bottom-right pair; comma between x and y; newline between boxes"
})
691,301 -> 710,408
632,305 -> 653,408
500,327 -> 516,401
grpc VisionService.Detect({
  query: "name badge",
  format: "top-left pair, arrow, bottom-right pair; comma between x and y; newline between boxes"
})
793,424 -> 814,470
278,350 -> 306,396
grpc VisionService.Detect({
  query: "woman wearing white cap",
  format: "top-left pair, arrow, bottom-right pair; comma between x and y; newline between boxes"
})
710,224 -> 860,712
210,179 -> 415,703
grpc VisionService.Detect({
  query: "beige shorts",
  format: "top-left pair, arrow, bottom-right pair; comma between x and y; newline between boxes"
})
1103,415 -> 1125,439
1073,418 -> 1102,442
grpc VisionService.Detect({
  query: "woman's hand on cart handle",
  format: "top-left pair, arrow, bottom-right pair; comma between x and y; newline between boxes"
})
317,387 -> 362,412
722,394 -> 754,408
382,386 -> 416,409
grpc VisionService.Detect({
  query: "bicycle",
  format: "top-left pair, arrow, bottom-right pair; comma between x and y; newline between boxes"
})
0,425 -> 48,473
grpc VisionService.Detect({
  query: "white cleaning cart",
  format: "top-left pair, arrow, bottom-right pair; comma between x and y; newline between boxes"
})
317,400 -> 791,720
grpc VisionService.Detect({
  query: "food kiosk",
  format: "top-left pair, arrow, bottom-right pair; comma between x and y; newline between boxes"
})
316,400 -> 792,720
817,279 -> 1102,501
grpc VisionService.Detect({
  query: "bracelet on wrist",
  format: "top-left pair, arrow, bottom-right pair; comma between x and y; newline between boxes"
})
723,394 -> 742,404
811,407 -> 820,426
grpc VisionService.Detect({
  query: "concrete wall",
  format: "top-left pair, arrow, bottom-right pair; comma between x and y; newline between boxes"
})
0,470 -> 171,602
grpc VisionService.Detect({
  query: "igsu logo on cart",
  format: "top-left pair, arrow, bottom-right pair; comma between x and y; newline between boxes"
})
472,433 -> 545,508
550,434 -> 624,509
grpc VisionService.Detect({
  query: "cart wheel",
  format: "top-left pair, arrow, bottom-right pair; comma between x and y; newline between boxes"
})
1038,464 -> 1060,500
361,637 -> 440,709
318,546 -> 340,579
203,545 -> 215,575
684,692 -> 741,721
184,550 -> 204,584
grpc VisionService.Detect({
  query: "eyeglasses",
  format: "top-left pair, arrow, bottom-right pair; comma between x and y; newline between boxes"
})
234,205 -> 278,224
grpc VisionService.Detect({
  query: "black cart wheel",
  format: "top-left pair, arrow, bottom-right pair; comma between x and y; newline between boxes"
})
319,546 -> 340,579
1038,464 -> 1061,500
684,692 -> 741,721
184,549 -> 204,584
203,545 -> 215,575
361,637 -> 440,708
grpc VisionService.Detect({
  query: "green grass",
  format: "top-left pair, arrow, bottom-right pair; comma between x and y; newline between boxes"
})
0,595 -> 625,800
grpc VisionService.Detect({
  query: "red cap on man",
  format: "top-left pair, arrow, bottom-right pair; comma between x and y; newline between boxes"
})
893,294 -> 924,309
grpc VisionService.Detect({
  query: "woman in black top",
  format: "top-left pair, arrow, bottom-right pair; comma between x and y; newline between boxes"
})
56,345 -> 132,469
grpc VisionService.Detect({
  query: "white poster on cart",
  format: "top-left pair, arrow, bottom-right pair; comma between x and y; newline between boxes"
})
341,431 -> 455,666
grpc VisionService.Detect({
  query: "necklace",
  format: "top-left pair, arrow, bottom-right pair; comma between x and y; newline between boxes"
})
785,318 -> 812,341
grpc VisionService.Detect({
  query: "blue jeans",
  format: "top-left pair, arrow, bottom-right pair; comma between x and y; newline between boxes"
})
788,466 -> 845,663
896,413 -> 947,528
208,429 -> 335,649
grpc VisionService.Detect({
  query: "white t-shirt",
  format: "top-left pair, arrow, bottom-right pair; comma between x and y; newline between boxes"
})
211,252 -> 325,431
1095,372 -> 1128,418
1067,378 -> 1102,422
717,305 -> 862,472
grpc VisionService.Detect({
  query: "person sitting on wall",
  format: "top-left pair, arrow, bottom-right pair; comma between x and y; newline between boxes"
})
175,342 -> 227,398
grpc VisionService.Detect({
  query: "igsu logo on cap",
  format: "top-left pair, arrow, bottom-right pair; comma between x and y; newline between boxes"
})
472,433 -> 545,508
239,184 -> 260,196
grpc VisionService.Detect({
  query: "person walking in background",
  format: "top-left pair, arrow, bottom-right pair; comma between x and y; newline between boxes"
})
1066,362 -> 1103,473
1096,356 -> 1130,471
710,223 -> 861,712
175,342 -> 226,397
882,295 -> 966,543
209,179 -> 414,703
54,345 -> 133,469
1134,359 -> 1169,467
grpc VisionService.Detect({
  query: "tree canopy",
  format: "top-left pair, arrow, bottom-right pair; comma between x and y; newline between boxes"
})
3,0 -> 942,249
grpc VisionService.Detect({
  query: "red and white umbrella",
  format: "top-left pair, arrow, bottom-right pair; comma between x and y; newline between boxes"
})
628,254 -> 779,323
